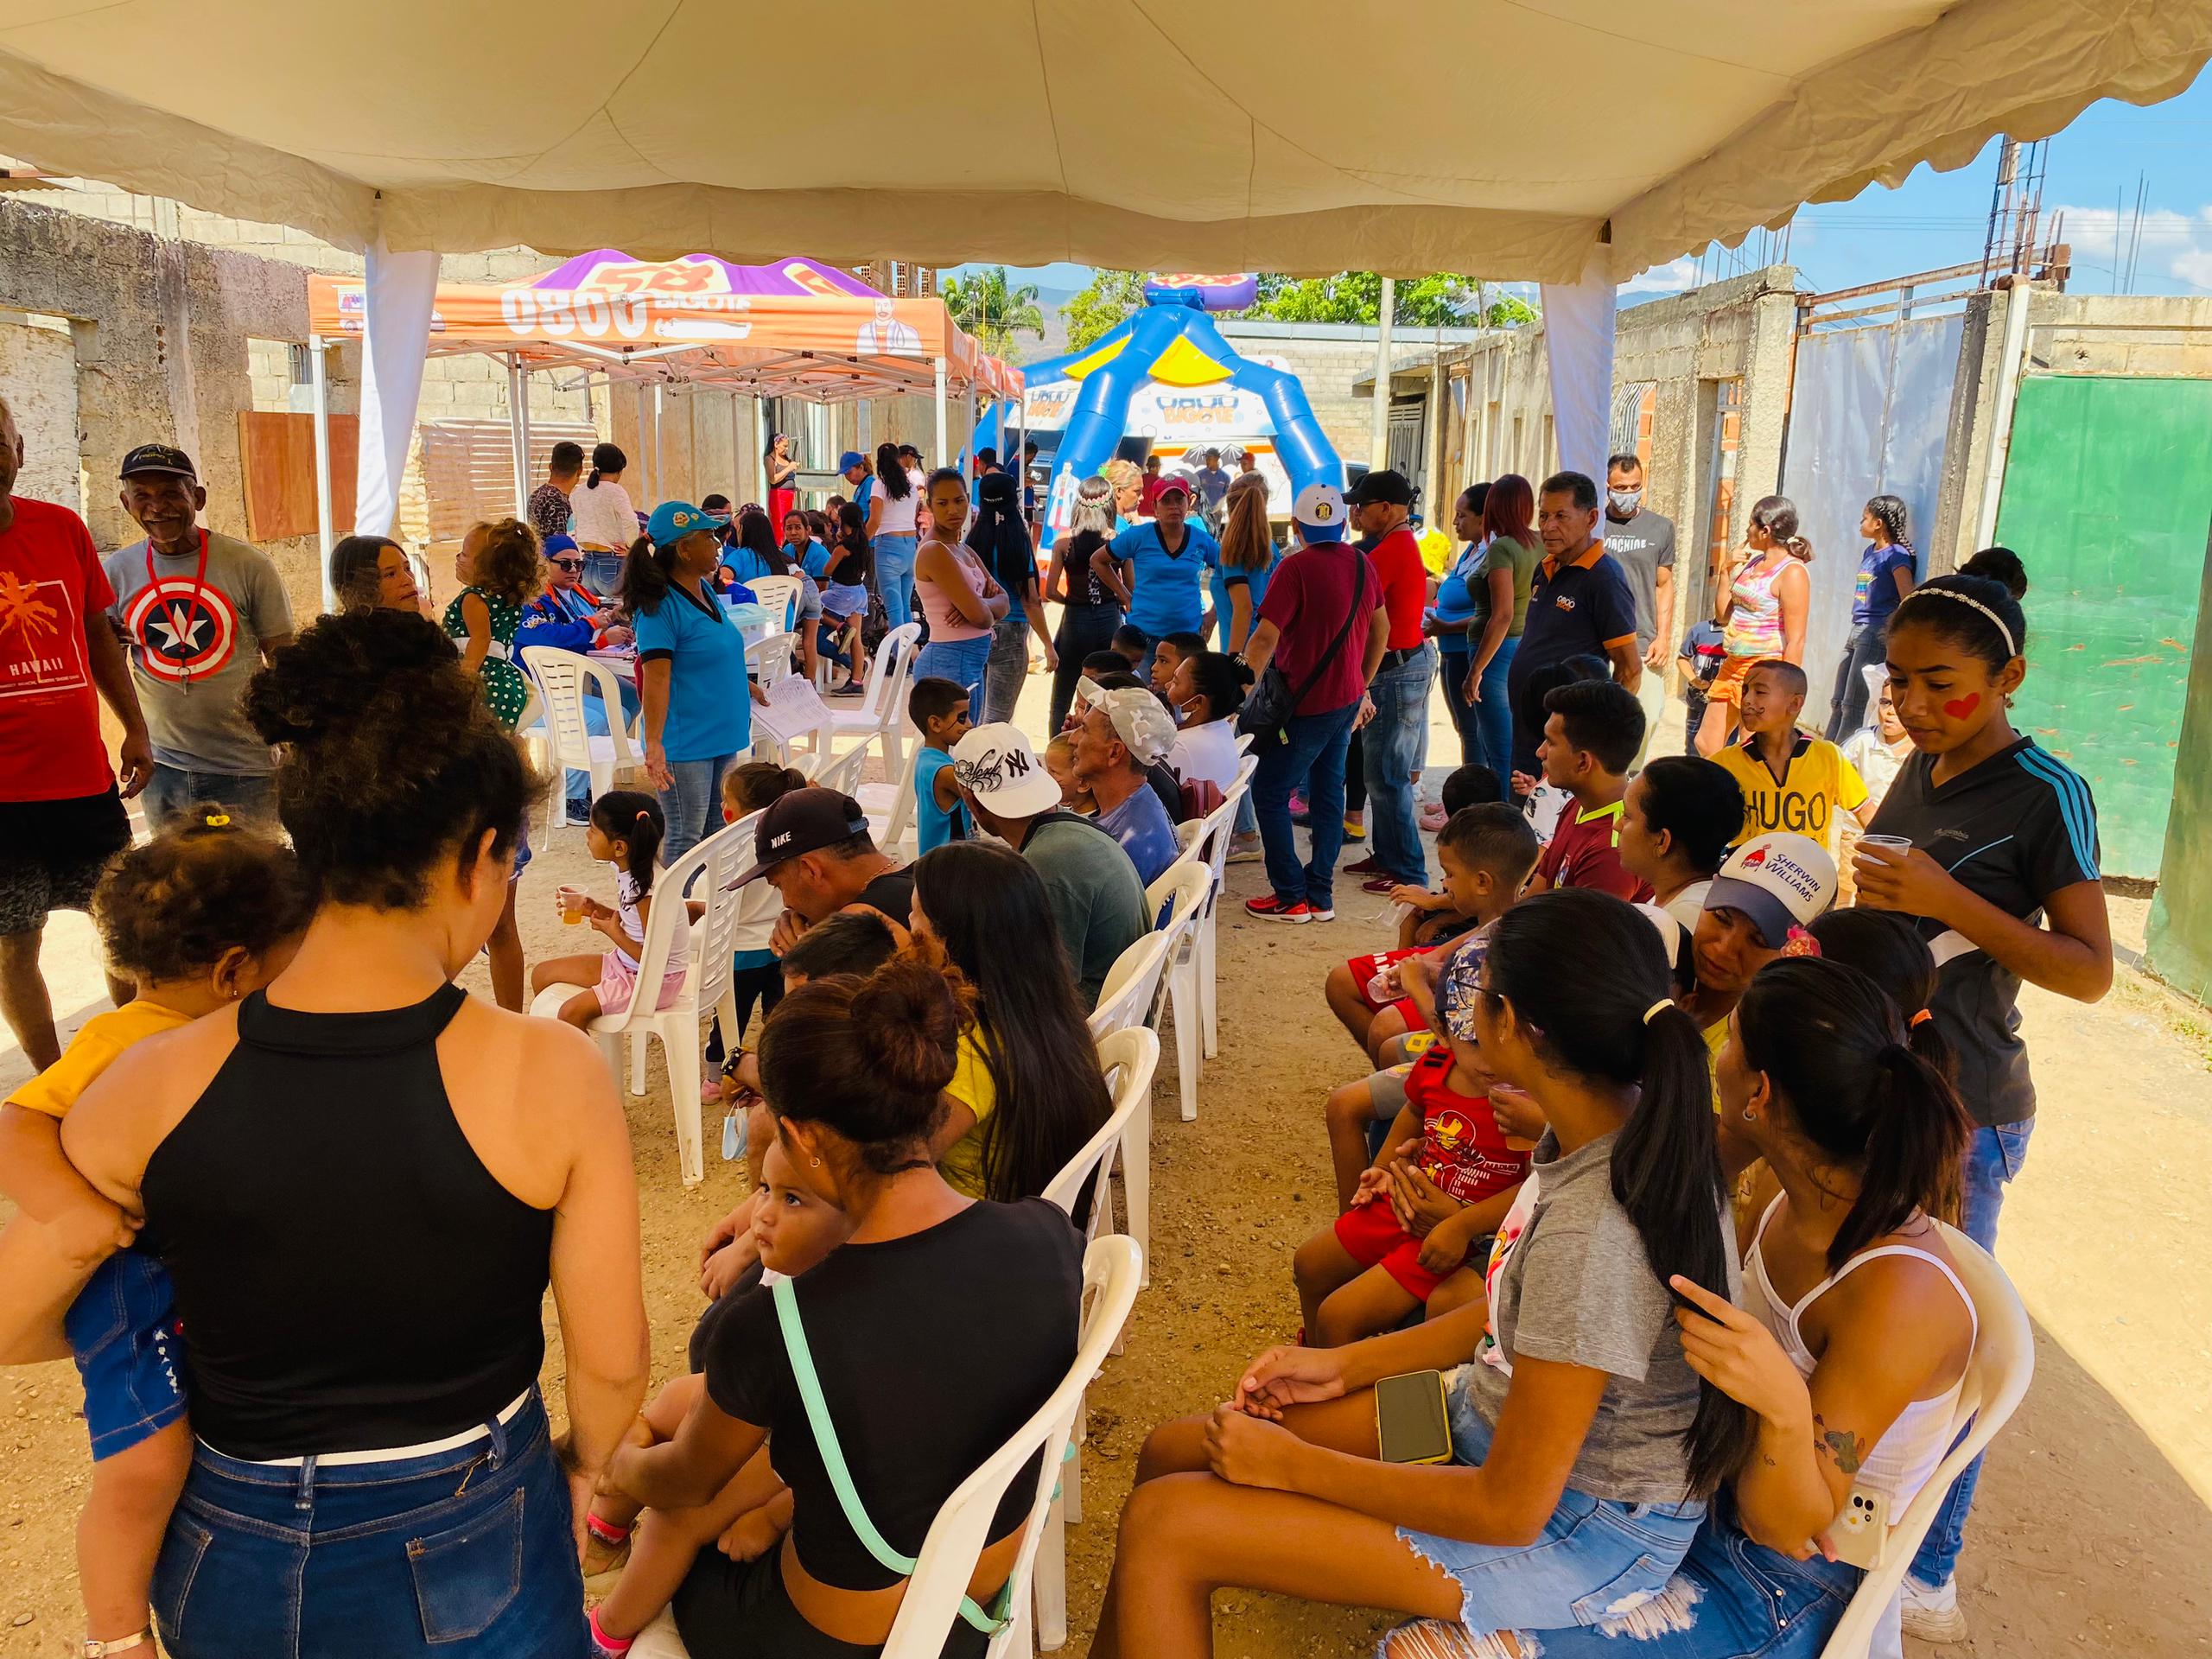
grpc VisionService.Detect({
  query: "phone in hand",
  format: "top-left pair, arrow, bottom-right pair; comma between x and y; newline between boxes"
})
1374,1370 -> 1452,1465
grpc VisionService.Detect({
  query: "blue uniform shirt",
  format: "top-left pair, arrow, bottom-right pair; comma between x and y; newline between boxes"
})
632,580 -> 753,763
1112,520 -> 1220,639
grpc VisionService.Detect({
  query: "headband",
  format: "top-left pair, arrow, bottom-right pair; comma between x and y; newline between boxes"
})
1899,587 -> 2017,660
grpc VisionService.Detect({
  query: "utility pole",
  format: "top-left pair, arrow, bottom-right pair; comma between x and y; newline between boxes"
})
1370,276 -> 1395,470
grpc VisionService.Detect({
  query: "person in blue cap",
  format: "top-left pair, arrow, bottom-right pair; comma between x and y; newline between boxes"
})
518,532 -> 640,825
627,502 -> 767,861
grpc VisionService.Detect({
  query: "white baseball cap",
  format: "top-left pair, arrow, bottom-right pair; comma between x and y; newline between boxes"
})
950,724 -> 1060,817
1088,686 -> 1176,766
1292,480 -> 1347,542
1703,833 -> 1838,948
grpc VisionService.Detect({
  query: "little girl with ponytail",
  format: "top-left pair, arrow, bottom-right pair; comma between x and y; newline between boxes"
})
530,789 -> 692,1028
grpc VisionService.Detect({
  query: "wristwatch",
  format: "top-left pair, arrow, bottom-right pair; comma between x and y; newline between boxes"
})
85,1634 -> 152,1658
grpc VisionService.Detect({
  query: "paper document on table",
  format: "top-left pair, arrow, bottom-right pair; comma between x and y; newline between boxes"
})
752,673 -> 831,745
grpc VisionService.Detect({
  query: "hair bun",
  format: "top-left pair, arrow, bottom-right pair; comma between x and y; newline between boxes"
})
850,956 -> 961,1096
245,610 -> 471,750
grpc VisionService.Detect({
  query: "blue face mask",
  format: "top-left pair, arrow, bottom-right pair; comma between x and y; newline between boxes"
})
705,510 -> 733,526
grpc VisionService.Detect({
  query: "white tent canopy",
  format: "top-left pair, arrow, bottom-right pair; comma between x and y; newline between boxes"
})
1,0 -> 2206,526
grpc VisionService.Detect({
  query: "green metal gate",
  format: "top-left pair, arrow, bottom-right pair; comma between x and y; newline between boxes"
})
1993,374 -> 2212,880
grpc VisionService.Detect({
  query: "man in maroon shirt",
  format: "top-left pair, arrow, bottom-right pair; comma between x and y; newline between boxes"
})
0,398 -> 152,1069
1341,469 -> 1435,893
1237,482 -> 1389,923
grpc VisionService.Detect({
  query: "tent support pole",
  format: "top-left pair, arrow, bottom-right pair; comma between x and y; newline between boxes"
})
309,334 -> 334,611
507,354 -> 531,518
730,391 -> 742,505
1974,281 -> 2034,547
652,384 -> 664,504
1370,277 -> 1395,468
933,357 -> 949,466
1014,394 -> 1027,528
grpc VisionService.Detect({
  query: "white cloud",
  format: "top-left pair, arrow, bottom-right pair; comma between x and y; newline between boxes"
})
1619,258 -> 1699,296
2050,202 -> 2212,291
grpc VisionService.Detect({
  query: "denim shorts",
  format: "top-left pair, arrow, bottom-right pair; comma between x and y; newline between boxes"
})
65,1247 -> 188,1461
1395,1369 -> 1705,1632
153,1392 -> 588,1659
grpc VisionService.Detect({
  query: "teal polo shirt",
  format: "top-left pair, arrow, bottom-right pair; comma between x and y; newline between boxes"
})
632,578 -> 753,762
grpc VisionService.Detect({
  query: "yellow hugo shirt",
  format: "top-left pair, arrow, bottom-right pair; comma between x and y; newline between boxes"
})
938,1026 -> 999,1200
1714,732 -> 1867,855
7,999 -> 195,1120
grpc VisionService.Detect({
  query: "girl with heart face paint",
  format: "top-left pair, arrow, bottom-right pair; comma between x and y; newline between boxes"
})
1854,568 -> 2111,1637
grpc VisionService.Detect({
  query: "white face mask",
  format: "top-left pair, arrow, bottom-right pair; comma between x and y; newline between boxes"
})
1608,488 -> 1643,516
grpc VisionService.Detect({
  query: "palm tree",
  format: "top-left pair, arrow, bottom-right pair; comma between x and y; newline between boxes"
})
943,267 -> 1046,358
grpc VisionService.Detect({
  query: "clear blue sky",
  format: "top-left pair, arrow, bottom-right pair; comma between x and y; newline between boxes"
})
952,68 -> 2212,308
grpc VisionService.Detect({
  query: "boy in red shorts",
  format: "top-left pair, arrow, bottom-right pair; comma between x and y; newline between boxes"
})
1294,944 -> 1533,1345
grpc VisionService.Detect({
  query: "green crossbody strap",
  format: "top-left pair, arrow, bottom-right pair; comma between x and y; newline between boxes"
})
771,1276 -> 1014,1637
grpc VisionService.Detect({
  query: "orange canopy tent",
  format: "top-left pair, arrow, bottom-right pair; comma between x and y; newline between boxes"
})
298,251 -> 1024,583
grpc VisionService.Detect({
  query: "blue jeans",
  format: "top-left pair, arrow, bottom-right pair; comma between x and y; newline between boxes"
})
1251,699 -> 1358,911
1438,645 -> 1478,766
143,765 -> 276,832
915,632 -> 994,721
1824,622 -> 1888,741
1363,644 -> 1435,886
983,608 -> 1031,724
582,550 -> 627,597
1397,1378 -> 1705,1631
660,753 -> 736,865
874,534 -> 918,630
1910,1117 -> 2032,1588
153,1394 -> 588,1659
1497,1494 -> 1860,1659
1471,634 -> 1518,783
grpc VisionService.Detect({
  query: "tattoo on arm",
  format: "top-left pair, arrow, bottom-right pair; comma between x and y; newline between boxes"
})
1814,1414 -> 1866,1477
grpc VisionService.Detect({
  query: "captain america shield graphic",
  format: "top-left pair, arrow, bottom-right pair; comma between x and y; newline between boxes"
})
122,578 -> 238,683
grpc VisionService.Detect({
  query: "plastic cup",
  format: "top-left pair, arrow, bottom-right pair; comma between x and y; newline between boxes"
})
1858,834 -> 1913,856
557,886 -> 587,924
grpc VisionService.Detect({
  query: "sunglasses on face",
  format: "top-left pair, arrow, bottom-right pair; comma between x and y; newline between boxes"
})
550,557 -> 584,570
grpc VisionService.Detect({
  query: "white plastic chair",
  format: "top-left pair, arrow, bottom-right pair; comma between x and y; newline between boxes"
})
830,622 -> 922,775
1196,756 -> 1255,1059
1085,928 -> 1171,1043
745,629 -> 799,685
1033,1030 -> 1158,1650
525,814 -> 752,1187
858,738 -> 923,853
875,1235 -> 1141,1659
813,731 -> 876,798
1143,861 -> 1213,1125
1815,1222 -> 2034,1659
745,574 -> 800,632
520,646 -> 645,839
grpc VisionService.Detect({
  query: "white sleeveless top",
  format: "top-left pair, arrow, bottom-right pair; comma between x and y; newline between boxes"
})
873,477 -> 921,537
1742,1194 -> 1974,1510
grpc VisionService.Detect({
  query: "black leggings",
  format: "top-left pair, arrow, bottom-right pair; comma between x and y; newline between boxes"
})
1050,606 -> 1122,734
674,1550 -> 988,1659
705,964 -> 785,1068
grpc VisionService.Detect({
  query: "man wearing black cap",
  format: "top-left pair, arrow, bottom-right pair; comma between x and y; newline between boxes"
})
741,787 -> 915,957
0,397 -> 149,1070
104,443 -> 295,830
1341,468 -> 1435,894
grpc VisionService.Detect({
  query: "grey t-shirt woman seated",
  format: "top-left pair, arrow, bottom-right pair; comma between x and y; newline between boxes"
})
1091,888 -> 1748,1659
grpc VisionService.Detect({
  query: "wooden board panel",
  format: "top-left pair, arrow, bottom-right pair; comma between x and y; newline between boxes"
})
238,411 -> 359,542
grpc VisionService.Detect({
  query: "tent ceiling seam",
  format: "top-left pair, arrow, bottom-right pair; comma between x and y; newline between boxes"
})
514,0 -> 690,183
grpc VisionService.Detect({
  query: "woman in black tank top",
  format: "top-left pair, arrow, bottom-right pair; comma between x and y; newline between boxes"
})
53,612 -> 648,1659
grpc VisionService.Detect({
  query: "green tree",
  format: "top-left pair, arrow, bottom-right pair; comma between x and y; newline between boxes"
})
1060,270 -> 1149,350
942,266 -> 1046,357
1245,272 -> 1535,327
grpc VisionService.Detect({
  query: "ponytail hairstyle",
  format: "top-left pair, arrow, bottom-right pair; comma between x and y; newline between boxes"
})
618,531 -> 674,614
1180,650 -> 1253,724
757,956 -> 968,1177
737,507 -> 792,576
723,760 -> 810,819
1482,887 -> 1753,1497
830,500 -> 874,584
1219,480 -> 1274,573
1864,493 -> 1910,553
590,789 -> 666,898
1482,473 -> 1535,548
910,843 -> 1110,1204
1750,494 -> 1813,563
587,441 -> 626,489
966,470 -> 1034,592
875,442 -> 912,500
1885,572 -> 2025,675
1737,957 -> 1972,1268
1804,907 -> 1955,1084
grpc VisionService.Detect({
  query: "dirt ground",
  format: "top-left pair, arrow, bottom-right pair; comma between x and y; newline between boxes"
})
2,673 -> 2209,1657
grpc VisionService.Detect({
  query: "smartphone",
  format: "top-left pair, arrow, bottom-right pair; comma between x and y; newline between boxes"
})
1374,1370 -> 1452,1465
1824,1485 -> 1891,1569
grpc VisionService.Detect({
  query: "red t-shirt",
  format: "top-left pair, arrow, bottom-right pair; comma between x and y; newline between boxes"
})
1139,475 -> 1166,515
1256,541 -> 1379,716
1367,526 -> 1429,651
1534,798 -> 1654,902
1403,1046 -> 1530,1205
0,497 -> 116,801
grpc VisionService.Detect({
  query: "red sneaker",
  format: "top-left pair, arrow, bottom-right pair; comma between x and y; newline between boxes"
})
1343,855 -> 1386,875
1360,876 -> 1405,895
1245,894 -> 1313,924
